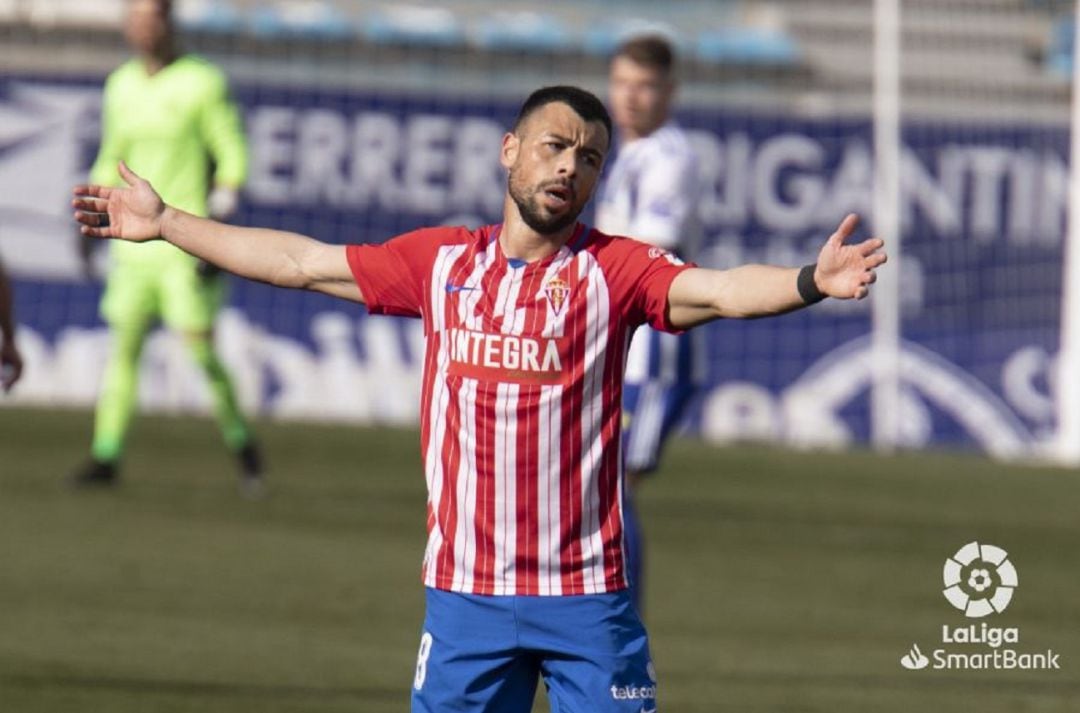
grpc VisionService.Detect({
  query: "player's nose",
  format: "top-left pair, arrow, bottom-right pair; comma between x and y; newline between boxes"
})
554,152 -> 577,177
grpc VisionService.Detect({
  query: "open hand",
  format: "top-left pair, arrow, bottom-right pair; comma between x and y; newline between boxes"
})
814,214 -> 887,300
73,161 -> 166,242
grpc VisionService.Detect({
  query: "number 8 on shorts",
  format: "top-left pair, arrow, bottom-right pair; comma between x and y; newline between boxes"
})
414,632 -> 433,690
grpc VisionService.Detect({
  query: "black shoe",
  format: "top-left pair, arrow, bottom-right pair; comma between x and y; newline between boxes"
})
236,441 -> 266,499
69,459 -> 118,488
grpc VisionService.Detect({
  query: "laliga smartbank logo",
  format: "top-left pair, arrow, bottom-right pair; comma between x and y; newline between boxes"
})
942,541 -> 1017,617
900,542 -> 1060,672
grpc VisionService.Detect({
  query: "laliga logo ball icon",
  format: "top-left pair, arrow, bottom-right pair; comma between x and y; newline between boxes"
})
942,542 -> 1018,618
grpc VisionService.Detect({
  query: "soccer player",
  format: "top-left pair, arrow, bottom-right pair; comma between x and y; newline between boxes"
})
71,0 -> 263,493
597,35 -> 704,611
73,86 -> 885,712
0,256 -> 24,392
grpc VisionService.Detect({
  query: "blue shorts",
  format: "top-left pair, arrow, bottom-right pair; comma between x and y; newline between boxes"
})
412,588 -> 657,713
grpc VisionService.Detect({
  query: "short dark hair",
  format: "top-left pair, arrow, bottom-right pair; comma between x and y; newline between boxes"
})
613,34 -> 675,75
513,86 -> 612,146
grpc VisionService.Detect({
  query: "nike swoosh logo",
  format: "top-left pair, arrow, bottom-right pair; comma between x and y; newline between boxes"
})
445,283 -> 480,293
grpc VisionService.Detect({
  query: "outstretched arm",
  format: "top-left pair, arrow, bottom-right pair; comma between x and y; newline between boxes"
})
667,214 -> 886,328
73,162 -> 363,302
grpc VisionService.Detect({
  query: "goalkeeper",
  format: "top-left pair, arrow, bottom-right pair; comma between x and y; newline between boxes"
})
72,0 -> 262,494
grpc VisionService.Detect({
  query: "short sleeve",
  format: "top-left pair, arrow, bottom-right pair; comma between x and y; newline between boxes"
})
600,236 -> 696,333
347,228 -> 444,318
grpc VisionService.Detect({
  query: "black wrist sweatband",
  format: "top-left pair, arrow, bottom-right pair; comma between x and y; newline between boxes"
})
797,264 -> 826,305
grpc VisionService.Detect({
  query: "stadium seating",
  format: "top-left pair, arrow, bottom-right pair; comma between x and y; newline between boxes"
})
177,0 -> 245,35
696,28 -> 800,66
362,5 -> 465,48
24,0 -> 126,28
249,1 -> 355,41
0,1 -> 1070,126
471,11 -> 573,53
581,19 -> 687,58
3,0 -> 803,75
1045,15 -> 1074,77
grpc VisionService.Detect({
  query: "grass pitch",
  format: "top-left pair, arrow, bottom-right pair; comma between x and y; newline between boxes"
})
1,407 -> 1078,712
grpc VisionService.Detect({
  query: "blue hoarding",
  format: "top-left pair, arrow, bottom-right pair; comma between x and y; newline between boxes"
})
0,75 -> 1065,456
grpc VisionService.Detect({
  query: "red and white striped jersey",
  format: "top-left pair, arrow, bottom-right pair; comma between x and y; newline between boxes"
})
347,223 -> 693,596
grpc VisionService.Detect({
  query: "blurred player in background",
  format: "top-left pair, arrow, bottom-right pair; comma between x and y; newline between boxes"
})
0,256 -> 24,392
73,85 -> 884,711
597,35 -> 704,612
71,0 -> 262,494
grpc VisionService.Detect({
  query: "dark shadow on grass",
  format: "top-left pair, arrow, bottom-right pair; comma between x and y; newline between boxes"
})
1,671 -> 404,702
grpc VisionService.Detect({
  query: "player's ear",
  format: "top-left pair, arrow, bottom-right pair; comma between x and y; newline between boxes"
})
500,132 -> 520,170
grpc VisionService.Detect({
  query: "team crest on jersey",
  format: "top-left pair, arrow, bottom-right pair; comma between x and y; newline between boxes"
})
544,277 -> 570,315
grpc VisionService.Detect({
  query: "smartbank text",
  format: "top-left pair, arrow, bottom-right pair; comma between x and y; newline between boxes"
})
931,624 -> 1060,671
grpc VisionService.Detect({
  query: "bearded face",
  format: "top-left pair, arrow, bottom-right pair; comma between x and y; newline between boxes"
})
501,102 -> 608,237
507,168 -> 582,235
